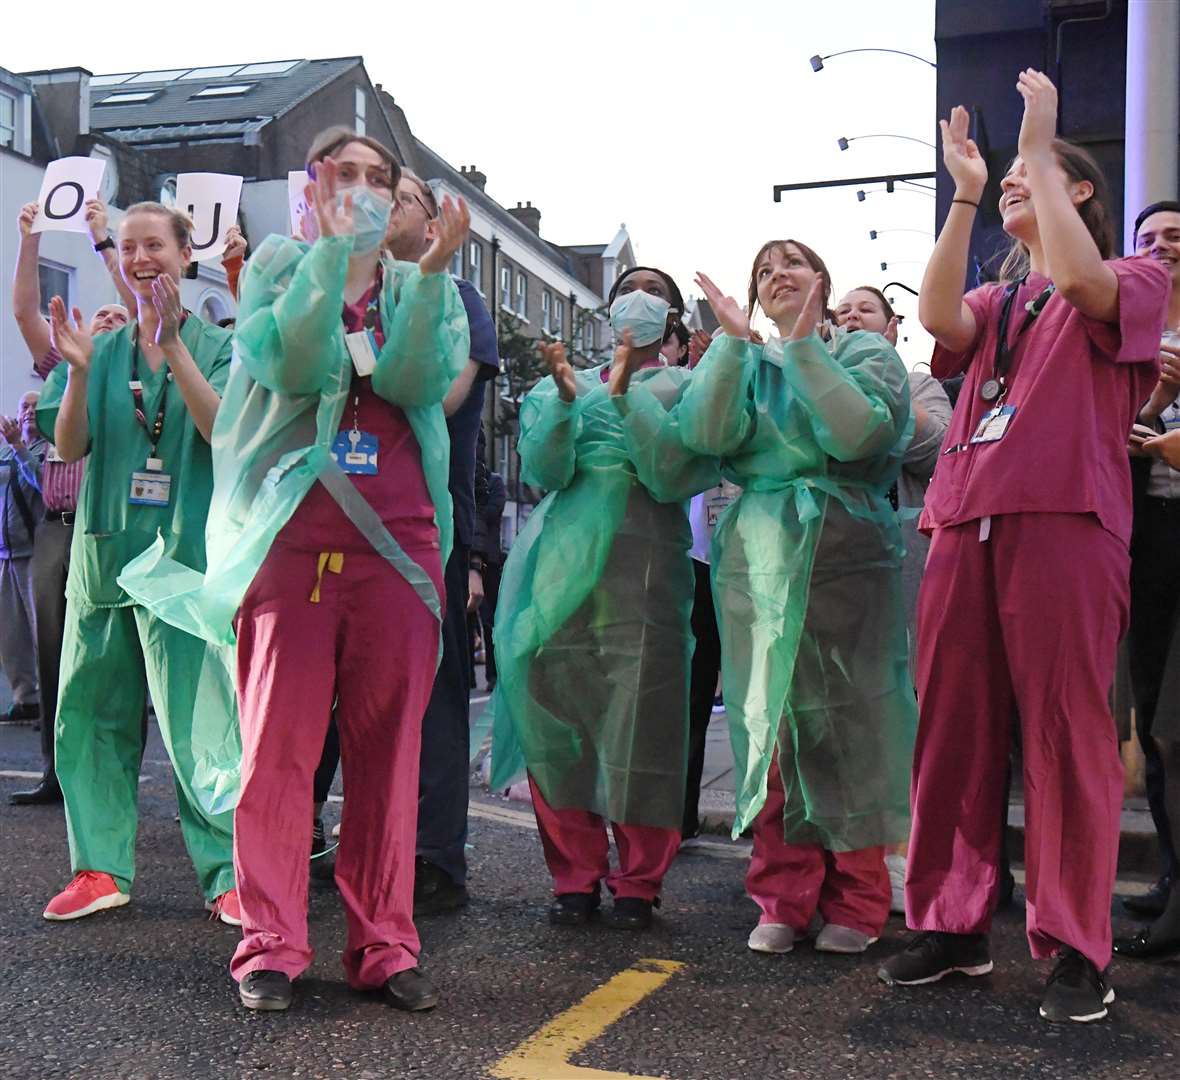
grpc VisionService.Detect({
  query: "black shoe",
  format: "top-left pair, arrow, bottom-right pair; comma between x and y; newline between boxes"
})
1039,948 -> 1114,1023
1112,924 -> 1180,961
1123,875 -> 1172,919
548,891 -> 600,926
413,858 -> 468,917
8,776 -> 62,805
383,967 -> 439,1012
1,702 -> 40,725
602,896 -> 655,930
309,818 -> 336,884
878,931 -> 993,986
239,970 -> 292,1012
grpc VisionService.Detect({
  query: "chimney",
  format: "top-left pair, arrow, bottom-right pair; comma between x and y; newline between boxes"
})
507,200 -> 541,234
25,67 -> 92,157
459,165 -> 487,192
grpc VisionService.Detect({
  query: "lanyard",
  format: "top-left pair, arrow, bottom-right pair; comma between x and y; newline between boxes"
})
980,275 -> 1056,402
345,279 -> 383,431
129,337 -> 171,458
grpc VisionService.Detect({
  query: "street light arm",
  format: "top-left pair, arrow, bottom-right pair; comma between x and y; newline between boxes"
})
840,133 -> 937,151
811,48 -> 936,71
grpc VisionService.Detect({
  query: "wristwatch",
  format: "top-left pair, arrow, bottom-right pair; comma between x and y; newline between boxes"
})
93,236 -> 115,253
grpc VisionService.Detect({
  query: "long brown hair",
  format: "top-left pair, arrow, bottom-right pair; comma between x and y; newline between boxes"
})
998,138 -> 1115,282
747,239 -> 832,317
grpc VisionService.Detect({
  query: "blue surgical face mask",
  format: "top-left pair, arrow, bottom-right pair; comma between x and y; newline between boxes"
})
609,289 -> 674,347
338,186 -> 392,255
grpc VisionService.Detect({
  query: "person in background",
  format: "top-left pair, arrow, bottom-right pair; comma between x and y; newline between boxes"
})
879,75 -> 1169,1024
0,392 -> 46,726
474,451 -> 507,694
1116,199 -> 1180,958
833,285 -> 953,911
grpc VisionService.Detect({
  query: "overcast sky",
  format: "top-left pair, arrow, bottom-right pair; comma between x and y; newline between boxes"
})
6,0 -> 939,362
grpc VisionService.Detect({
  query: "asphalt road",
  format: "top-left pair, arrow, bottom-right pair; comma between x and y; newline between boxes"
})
2,721 -> 1178,1080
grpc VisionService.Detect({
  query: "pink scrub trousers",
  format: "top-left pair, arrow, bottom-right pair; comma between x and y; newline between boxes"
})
907,512 -> 1128,970
229,539 -> 443,989
747,756 -> 890,936
528,776 -> 680,901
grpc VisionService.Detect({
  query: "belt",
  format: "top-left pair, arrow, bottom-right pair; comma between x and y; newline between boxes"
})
44,510 -> 76,525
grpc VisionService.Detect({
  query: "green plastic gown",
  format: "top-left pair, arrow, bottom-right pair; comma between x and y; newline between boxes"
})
679,329 -> 917,848
489,365 -> 721,828
117,235 -> 469,808
37,316 -> 237,898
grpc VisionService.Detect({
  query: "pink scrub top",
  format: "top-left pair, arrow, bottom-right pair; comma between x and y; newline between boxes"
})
921,257 -> 1170,545
279,278 -> 437,554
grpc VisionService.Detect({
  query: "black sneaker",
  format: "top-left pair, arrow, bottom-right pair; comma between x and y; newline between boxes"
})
1039,948 -> 1114,1023
413,858 -> 469,917
548,891 -> 600,926
877,931 -> 993,986
239,970 -> 293,1011
383,967 -> 439,1012
310,818 -> 336,884
602,896 -> 656,930
1123,874 -> 1171,919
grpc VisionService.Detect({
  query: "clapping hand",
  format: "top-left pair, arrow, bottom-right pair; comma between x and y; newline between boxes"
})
49,296 -> 94,373
1016,69 -> 1058,164
787,277 -> 826,342
0,415 -> 22,448
539,341 -> 578,403
306,157 -> 355,240
420,195 -> 471,276
693,272 -> 749,339
939,105 -> 987,202
151,274 -> 184,349
608,330 -> 642,397
687,328 -> 712,367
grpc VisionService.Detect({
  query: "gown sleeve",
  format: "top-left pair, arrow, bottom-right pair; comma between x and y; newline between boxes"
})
517,375 -> 581,492
678,334 -> 757,456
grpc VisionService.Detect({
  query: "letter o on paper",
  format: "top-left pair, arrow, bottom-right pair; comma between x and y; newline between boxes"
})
44,182 -> 85,221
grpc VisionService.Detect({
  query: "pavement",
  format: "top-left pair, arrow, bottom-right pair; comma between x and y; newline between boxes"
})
4,702 -> 1180,1079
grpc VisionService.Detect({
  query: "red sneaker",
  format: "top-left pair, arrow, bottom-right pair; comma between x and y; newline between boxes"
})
43,872 -> 129,921
205,888 -> 242,927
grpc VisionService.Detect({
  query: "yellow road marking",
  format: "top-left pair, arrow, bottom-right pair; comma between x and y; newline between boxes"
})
490,958 -> 685,1080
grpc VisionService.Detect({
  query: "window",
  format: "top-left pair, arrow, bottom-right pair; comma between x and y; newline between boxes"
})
582,315 -> 595,353
191,84 -> 255,99
515,272 -> 527,318
450,246 -> 463,277
89,73 -> 135,87
97,91 -> 159,105
236,60 -> 301,77
500,266 -> 512,310
354,87 -> 367,137
179,66 -> 246,80
37,261 -> 71,318
467,241 -> 483,292
0,91 -> 15,148
126,69 -> 191,84
554,297 -> 564,337
541,290 -> 552,333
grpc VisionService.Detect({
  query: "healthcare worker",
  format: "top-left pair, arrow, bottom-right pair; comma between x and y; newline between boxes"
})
684,246 -> 915,958
490,267 -> 720,931
118,127 -> 471,1014
38,202 -> 239,925
878,73 -> 1170,1025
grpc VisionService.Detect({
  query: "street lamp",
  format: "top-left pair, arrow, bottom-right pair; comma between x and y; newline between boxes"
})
858,184 -> 935,202
810,49 -> 936,72
869,229 -> 935,240
838,134 -> 936,152
880,261 -> 927,272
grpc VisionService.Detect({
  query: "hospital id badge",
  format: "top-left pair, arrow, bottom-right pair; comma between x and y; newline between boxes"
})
969,404 -> 1017,445
332,429 -> 378,475
46,444 -> 64,463
344,330 -> 378,377
129,468 -> 172,507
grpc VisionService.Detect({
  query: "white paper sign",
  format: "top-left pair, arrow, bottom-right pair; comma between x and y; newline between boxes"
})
31,157 -> 107,234
175,172 -> 243,262
288,170 -> 310,238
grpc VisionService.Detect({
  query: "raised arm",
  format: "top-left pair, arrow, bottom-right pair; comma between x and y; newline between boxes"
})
151,274 -> 221,443
12,203 -> 52,362
85,199 -> 138,313
46,298 -> 92,463
518,344 -> 581,492
919,106 -> 986,352
1016,71 -> 1118,321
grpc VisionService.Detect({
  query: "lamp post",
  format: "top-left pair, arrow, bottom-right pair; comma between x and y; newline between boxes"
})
838,134 -> 936,152
857,184 -> 935,202
810,49 -> 936,72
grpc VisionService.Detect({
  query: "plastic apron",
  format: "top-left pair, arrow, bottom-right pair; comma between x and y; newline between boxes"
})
679,329 -> 917,848
118,235 -> 469,810
489,365 -> 721,828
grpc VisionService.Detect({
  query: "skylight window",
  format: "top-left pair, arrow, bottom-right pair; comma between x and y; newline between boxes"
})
191,84 -> 254,98
90,73 -> 134,87
97,91 -> 159,105
236,60 -> 300,76
126,69 -> 191,84
179,66 -> 246,80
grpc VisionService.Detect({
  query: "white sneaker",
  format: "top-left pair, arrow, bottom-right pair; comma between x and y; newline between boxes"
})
815,923 -> 878,954
885,853 -> 906,915
748,923 -> 796,953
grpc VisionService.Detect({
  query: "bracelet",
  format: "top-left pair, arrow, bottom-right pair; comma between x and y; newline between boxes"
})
951,198 -> 980,209
93,236 -> 115,253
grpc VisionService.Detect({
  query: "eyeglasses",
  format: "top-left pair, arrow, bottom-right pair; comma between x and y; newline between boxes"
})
396,191 -> 435,219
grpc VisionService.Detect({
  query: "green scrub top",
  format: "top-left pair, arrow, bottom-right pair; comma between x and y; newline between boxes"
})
37,317 -> 232,608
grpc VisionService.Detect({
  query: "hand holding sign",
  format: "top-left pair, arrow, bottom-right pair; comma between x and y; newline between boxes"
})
175,173 -> 243,262
32,157 -> 107,234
